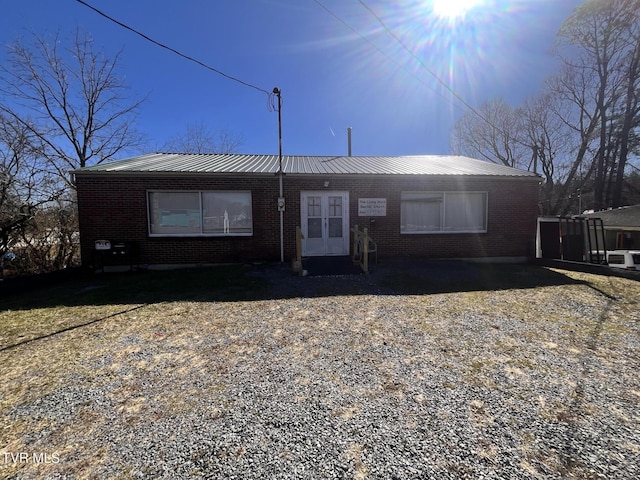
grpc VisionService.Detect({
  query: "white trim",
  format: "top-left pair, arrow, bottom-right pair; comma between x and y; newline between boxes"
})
300,191 -> 350,256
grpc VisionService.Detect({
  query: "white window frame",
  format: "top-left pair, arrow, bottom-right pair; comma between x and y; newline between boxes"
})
147,190 -> 253,237
400,191 -> 488,234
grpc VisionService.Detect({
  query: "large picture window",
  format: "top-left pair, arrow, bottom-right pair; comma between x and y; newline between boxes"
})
148,191 -> 252,236
401,191 -> 487,234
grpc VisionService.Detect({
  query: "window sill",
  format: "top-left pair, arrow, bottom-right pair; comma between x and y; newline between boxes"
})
149,233 -> 253,238
400,230 -> 487,235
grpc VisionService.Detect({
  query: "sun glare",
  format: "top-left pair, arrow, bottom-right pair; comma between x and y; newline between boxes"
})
431,0 -> 484,18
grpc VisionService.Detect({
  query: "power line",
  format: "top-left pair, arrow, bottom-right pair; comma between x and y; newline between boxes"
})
74,0 -> 271,96
356,1 -> 485,121
356,0 -> 534,153
311,0 -> 465,114
315,0 -> 531,155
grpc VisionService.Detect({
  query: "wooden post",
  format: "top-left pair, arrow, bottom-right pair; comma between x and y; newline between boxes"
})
292,226 -> 303,275
296,226 -> 302,264
363,227 -> 369,274
352,224 -> 359,264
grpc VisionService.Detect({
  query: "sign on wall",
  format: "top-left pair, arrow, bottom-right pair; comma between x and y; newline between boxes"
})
358,198 -> 387,216
94,239 -> 111,250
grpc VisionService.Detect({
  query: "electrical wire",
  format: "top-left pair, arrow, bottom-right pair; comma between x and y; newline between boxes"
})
74,0 -> 533,157
74,0 -> 271,96
311,0 -> 465,114
315,0 -> 533,156
356,0 -> 534,152
356,1 -> 488,123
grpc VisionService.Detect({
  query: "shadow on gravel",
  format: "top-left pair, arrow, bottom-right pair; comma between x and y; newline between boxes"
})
0,258 -> 586,313
0,259 -> 591,352
0,265 -> 267,312
370,258 -> 582,295
0,305 -> 146,353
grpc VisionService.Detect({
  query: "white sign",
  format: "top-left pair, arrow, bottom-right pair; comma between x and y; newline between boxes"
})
94,239 -> 111,250
358,198 -> 387,216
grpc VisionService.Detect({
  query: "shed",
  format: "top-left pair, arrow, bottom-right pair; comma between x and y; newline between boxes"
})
73,153 -> 540,268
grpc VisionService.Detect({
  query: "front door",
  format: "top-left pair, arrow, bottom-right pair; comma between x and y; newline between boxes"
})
301,191 -> 349,256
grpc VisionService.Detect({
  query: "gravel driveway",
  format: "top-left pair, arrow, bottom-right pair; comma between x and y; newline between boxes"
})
1,261 -> 639,479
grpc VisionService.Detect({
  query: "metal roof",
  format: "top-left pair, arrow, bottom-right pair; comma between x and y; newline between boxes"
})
584,204 -> 640,228
74,153 -> 540,178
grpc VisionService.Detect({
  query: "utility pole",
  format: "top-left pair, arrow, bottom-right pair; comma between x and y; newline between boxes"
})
273,87 -> 284,263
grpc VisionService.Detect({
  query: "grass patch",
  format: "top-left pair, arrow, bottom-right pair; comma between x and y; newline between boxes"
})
0,265 -> 267,350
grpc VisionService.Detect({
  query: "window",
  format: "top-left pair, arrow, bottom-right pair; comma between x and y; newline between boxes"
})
148,191 -> 252,236
328,195 -> 343,238
401,191 -> 487,234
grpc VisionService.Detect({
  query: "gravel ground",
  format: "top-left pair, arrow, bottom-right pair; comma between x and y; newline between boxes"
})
1,261 -> 639,479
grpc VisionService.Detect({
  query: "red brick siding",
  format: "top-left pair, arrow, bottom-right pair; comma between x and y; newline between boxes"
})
75,173 -> 539,266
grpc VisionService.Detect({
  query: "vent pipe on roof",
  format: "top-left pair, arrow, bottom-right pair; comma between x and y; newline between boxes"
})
347,127 -> 352,157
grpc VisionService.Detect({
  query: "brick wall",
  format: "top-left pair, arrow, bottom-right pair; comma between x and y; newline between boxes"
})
75,173 -> 539,266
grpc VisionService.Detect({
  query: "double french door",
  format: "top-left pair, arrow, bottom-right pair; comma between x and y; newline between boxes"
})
300,191 -> 349,256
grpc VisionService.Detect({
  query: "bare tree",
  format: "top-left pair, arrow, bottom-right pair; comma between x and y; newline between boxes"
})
0,29 -> 145,274
160,122 -> 243,154
517,94 -> 575,214
451,98 -> 528,169
0,114 -> 62,277
450,91 -> 585,214
555,0 -> 640,211
611,14 -> 640,207
544,63 -> 603,214
450,1 -> 640,215
0,29 -> 145,186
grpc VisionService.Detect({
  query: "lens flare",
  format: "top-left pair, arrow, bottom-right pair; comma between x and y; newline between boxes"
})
298,0 -> 571,153
431,0 -> 485,19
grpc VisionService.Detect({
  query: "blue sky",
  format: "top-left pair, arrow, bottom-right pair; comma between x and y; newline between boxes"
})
1,0 -> 584,158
